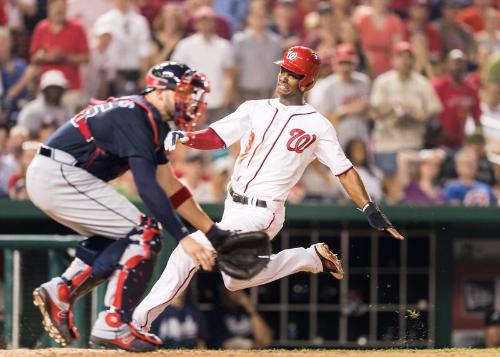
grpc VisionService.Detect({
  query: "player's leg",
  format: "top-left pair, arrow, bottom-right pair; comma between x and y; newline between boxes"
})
27,157 -> 162,350
218,200 -> 344,291
132,229 -> 212,332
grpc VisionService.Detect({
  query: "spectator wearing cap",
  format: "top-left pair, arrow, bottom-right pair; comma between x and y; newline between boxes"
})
457,0 -> 498,33
17,70 -> 71,137
269,0 -> 300,50
432,49 -> 481,149
30,0 -> 89,113
371,41 -> 443,202
0,27 -> 30,126
185,0 -> 231,40
308,43 -> 371,149
93,0 -> 151,97
443,147 -> 496,206
233,0 -> 282,104
172,6 -> 235,125
435,0 -> 476,59
403,0 -> 442,61
354,0 -> 404,77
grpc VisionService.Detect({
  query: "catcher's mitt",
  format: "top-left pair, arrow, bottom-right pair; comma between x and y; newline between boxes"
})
207,227 -> 271,280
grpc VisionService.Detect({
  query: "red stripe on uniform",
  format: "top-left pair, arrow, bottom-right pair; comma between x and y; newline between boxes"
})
264,213 -> 276,231
246,100 -> 278,168
141,265 -> 198,329
243,111 -> 316,193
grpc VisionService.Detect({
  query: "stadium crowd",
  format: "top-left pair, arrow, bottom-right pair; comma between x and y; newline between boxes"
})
0,0 -> 500,206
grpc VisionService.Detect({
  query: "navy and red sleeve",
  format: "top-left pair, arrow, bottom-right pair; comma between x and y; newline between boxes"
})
129,156 -> 189,241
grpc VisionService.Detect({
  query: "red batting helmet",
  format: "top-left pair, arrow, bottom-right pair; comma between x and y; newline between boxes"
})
274,46 -> 320,91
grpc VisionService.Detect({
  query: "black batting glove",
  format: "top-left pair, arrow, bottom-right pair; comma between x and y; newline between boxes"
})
361,202 -> 393,231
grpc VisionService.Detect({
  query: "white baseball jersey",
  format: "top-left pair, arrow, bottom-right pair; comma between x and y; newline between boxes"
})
210,98 -> 353,200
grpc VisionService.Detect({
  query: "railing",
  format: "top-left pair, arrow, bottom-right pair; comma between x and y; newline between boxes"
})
1,200 -> 499,348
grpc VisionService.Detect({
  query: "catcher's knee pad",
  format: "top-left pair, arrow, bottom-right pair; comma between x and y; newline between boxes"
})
105,216 -> 163,323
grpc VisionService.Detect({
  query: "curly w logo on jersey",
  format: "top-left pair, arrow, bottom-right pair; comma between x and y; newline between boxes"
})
286,128 -> 317,153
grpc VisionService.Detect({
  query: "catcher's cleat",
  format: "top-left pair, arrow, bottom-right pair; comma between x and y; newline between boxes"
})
33,286 -> 79,346
314,243 -> 344,280
90,327 -> 160,352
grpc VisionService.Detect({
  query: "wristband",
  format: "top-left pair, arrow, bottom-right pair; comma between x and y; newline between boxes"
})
170,186 -> 192,209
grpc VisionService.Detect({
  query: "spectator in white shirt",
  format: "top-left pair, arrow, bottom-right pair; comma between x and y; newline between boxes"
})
172,6 -> 235,125
308,43 -> 371,149
17,70 -> 71,137
93,0 -> 151,96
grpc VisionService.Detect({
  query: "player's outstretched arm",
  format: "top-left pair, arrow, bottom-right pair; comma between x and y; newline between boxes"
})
164,128 -> 225,151
338,167 -> 404,240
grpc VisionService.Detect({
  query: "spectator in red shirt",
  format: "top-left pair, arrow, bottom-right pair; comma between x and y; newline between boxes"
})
355,0 -> 403,77
433,49 -> 481,149
30,0 -> 89,113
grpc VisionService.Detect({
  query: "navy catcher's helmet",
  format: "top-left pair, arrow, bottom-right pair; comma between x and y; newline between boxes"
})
144,61 -> 210,131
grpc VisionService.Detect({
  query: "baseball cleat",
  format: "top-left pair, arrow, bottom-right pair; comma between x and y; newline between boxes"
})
314,243 -> 344,280
90,330 -> 160,352
33,287 -> 79,346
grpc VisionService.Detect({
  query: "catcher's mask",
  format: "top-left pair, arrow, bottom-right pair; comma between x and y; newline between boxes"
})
143,61 -> 210,131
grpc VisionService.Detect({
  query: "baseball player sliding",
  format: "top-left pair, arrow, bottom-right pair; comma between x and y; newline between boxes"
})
131,46 -> 404,345
25,62 -> 237,351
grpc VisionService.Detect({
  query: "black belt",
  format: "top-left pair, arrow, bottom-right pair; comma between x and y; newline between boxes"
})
229,187 -> 267,208
38,146 -> 52,158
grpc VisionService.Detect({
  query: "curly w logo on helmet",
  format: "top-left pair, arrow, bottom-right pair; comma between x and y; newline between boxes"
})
286,50 -> 298,60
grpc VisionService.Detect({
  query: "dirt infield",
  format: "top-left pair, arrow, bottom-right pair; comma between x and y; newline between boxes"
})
1,349 -> 499,357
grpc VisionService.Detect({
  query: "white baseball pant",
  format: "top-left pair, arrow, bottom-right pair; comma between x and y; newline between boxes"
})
132,195 -> 324,331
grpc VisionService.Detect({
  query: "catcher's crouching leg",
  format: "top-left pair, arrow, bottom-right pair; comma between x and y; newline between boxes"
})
33,236 -> 113,346
90,216 -> 163,352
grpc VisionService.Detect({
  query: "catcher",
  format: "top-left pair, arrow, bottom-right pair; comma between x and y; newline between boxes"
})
25,62 -> 252,352
130,46 -> 405,343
